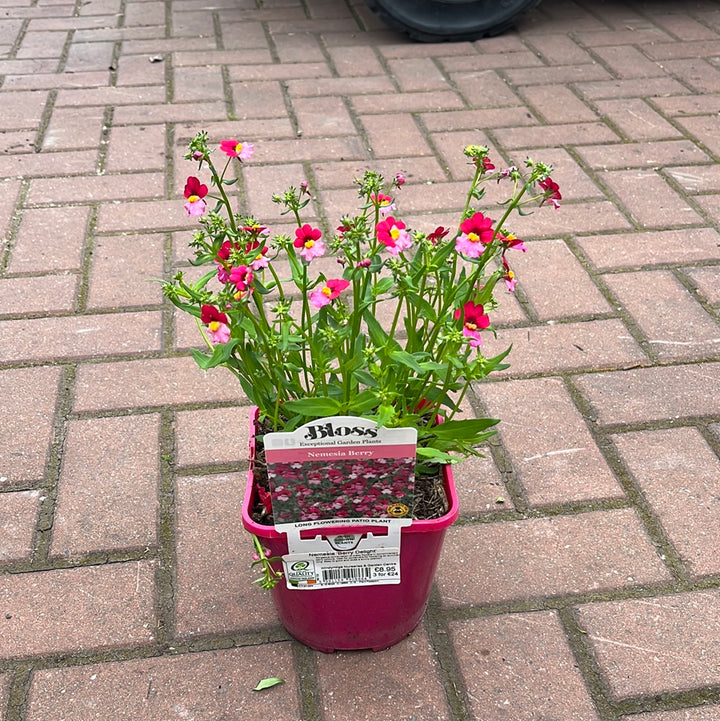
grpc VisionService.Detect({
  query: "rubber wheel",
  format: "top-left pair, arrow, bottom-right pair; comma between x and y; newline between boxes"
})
363,0 -> 542,42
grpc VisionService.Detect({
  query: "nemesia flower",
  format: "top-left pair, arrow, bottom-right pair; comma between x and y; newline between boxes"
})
183,176 -> 208,216
455,212 -> 494,258
454,301 -> 490,347
245,239 -> 269,270
394,172 -> 405,187
539,177 -> 562,209
309,278 -> 350,308
216,240 -> 236,263
427,226 -> 449,244
371,193 -> 396,215
219,139 -> 254,160
215,240 -> 238,283
376,216 -> 412,255
257,486 -> 273,515
502,255 -> 517,292
482,157 -> 496,172
294,224 -> 325,262
200,304 -> 230,344
229,264 -> 253,295
498,231 -> 527,253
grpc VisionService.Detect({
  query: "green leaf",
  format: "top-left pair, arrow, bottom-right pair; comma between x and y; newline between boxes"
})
372,276 -> 395,296
429,418 -> 500,440
416,446 -> 456,463
253,677 -> 285,692
363,310 -> 391,349
348,389 -> 380,414
283,397 -> 343,417
389,350 -> 426,375
189,338 -> 239,370
405,293 -> 437,322
352,369 -> 378,388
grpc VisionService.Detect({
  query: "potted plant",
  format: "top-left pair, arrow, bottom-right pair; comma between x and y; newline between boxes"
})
163,132 -> 560,652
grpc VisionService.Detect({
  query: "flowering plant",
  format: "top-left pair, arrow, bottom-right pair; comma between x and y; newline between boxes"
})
165,132 -> 559,471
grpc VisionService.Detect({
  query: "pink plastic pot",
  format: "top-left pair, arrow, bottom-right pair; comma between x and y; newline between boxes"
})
241,408 -> 459,653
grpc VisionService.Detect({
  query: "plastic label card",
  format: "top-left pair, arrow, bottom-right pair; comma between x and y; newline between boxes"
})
264,416 -> 417,524
264,416 -> 417,590
276,517 -> 412,590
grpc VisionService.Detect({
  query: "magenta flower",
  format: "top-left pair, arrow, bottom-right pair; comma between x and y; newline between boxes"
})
229,264 -> 253,296
200,304 -> 230,344
219,139 -> 254,161
309,278 -> 350,308
454,301 -> 490,347
498,232 -> 527,253
294,224 -> 325,262
427,226 -> 449,244
376,216 -> 412,255
371,193 -> 396,215
245,239 -> 269,270
502,256 -> 517,292
183,176 -> 208,216
539,177 -> 562,209
455,212 -> 494,258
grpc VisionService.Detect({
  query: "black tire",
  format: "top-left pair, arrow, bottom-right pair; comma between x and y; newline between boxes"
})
363,0 -> 542,43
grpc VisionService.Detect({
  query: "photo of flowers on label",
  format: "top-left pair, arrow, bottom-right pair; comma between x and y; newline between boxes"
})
264,416 -> 417,524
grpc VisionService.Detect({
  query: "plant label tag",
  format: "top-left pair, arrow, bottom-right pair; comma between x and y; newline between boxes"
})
276,517 -> 411,590
264,416 -> 417,524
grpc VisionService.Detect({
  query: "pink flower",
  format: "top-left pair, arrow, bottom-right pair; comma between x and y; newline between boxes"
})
502,256 -> 517,292
245,239 -> 269,270
454,301 -> 490,347
309,278 -> 350,308
394,172 -> 405,187
455,212 -> 494,257
183,176 -> 208,216
229,264 -> 253,295
376,216 -> 412,255
498,232 -> 527,252
200,304 -> 230,344
371,193 -> 396,215
219,139 -> 254,160
539,177 -> 562,209
294,224 -> 325,262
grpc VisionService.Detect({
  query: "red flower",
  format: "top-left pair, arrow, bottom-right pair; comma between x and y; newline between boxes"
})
539,177 -> 562,209
200,304 -> 230,344
376,216 -> 412,255
183,176 -> 208,216
427,226 -> 449,244
200,304 -> 227,325
294,224 -> 325,261
454,301 -> 490,347
184,176 -> 207,200
219,139 -> 254,160
309,278 -> 350,308
456,212 -> 494,257
257,486 -> 273,515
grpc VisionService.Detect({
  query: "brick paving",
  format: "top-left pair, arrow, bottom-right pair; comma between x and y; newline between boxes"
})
0,0 -> 719,718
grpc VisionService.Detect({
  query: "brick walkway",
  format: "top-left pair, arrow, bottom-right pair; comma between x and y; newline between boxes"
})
1,0 -> 720,718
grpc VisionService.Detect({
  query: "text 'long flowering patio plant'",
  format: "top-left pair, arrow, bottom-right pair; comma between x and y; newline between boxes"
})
165,132 -> 560,472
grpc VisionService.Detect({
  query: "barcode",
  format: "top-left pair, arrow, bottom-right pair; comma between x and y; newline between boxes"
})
321,566 -> 374,584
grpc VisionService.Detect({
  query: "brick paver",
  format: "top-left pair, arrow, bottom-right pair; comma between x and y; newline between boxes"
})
1,1 -> 719,720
